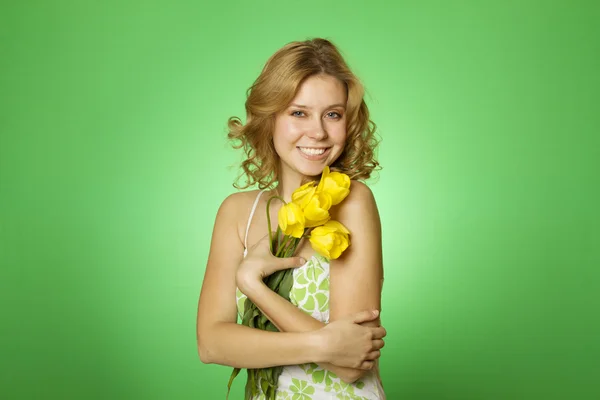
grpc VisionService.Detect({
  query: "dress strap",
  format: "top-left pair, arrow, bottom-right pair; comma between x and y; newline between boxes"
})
244,189 -> 268,255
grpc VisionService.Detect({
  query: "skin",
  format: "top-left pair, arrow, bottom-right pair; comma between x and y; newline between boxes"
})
196,73 -> 386,384
273,74 -> 348,203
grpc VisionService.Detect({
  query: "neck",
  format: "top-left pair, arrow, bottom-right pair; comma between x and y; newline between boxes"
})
275,170 -> 319,204
274,180 -> 302,204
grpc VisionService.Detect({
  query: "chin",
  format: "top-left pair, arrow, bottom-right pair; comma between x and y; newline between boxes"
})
279,149 -> 341,179
292,164 -> 324,178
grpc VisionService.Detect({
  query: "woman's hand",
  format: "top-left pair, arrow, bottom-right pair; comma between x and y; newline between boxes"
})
236,233 -> 306,294
316,310 -> 386,370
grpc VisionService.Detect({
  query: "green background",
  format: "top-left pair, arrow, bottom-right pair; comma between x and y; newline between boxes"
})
1,1 -> 598,399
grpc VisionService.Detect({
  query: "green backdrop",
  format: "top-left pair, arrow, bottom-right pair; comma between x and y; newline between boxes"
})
1,1 -> 598,399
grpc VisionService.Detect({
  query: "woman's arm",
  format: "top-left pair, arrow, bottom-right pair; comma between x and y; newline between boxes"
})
328,181 -> 384,320
197,192 -> 382,370
328,181 -> 385,380
241,281 -> 381,382
239,181 -> 385,382
196,193 -> 323,368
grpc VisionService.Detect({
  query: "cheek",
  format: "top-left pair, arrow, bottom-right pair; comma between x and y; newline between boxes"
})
273,120 -> 300,152
329,124 -> 347,145
274,119 -> 304,143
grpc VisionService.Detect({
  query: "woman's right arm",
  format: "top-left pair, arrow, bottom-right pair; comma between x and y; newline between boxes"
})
196,193 -> 324,368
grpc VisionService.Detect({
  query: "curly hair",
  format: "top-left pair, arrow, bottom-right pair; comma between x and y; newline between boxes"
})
227,38 -> 381,189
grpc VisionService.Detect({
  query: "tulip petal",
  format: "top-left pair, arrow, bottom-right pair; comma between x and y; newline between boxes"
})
304,196 -> 331,228
323,220 -> 350,234
292,182 -> 316,209
278,207 -> 287,232
278,202 -> 305,238
316,166 -> 330,194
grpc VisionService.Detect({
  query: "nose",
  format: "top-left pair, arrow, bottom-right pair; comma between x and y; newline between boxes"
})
306,118 -> 328,140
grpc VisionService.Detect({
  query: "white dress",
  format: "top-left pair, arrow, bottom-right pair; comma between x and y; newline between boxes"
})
235,190 -> 386,400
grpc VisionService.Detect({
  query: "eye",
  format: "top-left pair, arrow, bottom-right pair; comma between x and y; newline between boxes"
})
326,111 -> 342,119
291,110 -> 305,117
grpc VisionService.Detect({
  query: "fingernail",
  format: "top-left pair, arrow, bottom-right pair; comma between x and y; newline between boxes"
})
372,310 -> 379,317
298,257 -> 306,265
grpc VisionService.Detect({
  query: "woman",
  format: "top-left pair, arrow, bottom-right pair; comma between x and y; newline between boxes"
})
196,38 -> 386,399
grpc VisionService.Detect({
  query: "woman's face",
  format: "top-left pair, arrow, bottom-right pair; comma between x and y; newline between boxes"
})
273,73 -> 348,180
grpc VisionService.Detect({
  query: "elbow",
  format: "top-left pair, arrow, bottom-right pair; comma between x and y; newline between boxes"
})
197,321 -> 232,365
196,330 -> 215,364
198,350 -> 214,365
197,342 -> 214,364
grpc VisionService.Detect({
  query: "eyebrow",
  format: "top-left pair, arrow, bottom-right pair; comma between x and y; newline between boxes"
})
289,103 -> 346,109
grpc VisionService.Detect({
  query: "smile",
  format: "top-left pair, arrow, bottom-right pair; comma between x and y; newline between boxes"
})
297,146 -> 331,160
298,147 -> 329,155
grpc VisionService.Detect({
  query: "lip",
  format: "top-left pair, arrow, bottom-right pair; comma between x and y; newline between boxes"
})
297,146 -> 331,161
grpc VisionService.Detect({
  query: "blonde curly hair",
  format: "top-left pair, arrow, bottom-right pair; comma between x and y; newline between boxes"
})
228,38 -> 381,189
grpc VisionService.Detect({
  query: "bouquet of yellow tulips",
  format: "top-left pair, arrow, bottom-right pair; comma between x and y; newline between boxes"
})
227,166 -> 352,400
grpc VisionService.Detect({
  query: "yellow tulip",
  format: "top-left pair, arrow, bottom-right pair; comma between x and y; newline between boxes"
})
303,191 -> 332,228
316,166 -> 351,205
291,181 -> 317,209
278,202 -> 305,238
309,220 -> 350,259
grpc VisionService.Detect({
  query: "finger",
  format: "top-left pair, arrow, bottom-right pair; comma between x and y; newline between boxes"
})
351,310 -> 379,324
279,256 -> 306,269
264,256 -> 307,275
371,339 -> 385,350
365,350 -> 381,360
359,360 -> 374,370
370,326 -> 387,339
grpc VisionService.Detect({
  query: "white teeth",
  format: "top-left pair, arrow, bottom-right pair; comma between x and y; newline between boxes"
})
299,147 -> 327,156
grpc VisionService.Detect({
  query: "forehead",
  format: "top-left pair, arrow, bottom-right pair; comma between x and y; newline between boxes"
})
291,74 -> 347,108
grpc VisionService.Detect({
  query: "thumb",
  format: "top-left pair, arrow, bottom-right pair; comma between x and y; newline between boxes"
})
351,309 -> 380,324
278,255 -> 307,270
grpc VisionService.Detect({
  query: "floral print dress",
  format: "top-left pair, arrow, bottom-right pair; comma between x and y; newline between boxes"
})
235,253 -> 386,400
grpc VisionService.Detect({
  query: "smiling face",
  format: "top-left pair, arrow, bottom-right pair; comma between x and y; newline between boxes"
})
273,73 -> 348,183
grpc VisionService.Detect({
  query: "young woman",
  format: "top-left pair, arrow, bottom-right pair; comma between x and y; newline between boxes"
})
197,38 -> 386,399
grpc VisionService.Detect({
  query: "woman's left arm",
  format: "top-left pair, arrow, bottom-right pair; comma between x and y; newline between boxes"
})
328,181 -> 383,323
240,181 -> 384,383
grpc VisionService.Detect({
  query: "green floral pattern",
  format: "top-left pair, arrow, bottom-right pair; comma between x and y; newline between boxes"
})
290,255 -> 330,321
236,255 -> 385,399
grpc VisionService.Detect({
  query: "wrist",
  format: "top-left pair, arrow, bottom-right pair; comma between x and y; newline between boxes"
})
238,274 -> 266,298
309,330 -> 328,364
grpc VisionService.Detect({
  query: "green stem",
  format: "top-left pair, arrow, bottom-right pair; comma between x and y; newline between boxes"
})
277,227 -> 312,258
283,237 -> 297,258
265,195 -> 287,253
275,224 -> 283,248
280,235 -> 297,257
275,234 -> 293,257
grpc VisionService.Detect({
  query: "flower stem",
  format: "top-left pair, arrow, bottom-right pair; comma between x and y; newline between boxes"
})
276,235 -> 293,257
265,195 -> 287,253
282,236 -> 299,258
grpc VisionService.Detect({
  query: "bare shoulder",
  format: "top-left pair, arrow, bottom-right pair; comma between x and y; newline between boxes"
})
217,190 -> 263,215
348,180 -> 377,203
334,180 -> 380,221
218,190 -> 252,212
215,190 -> 263,245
